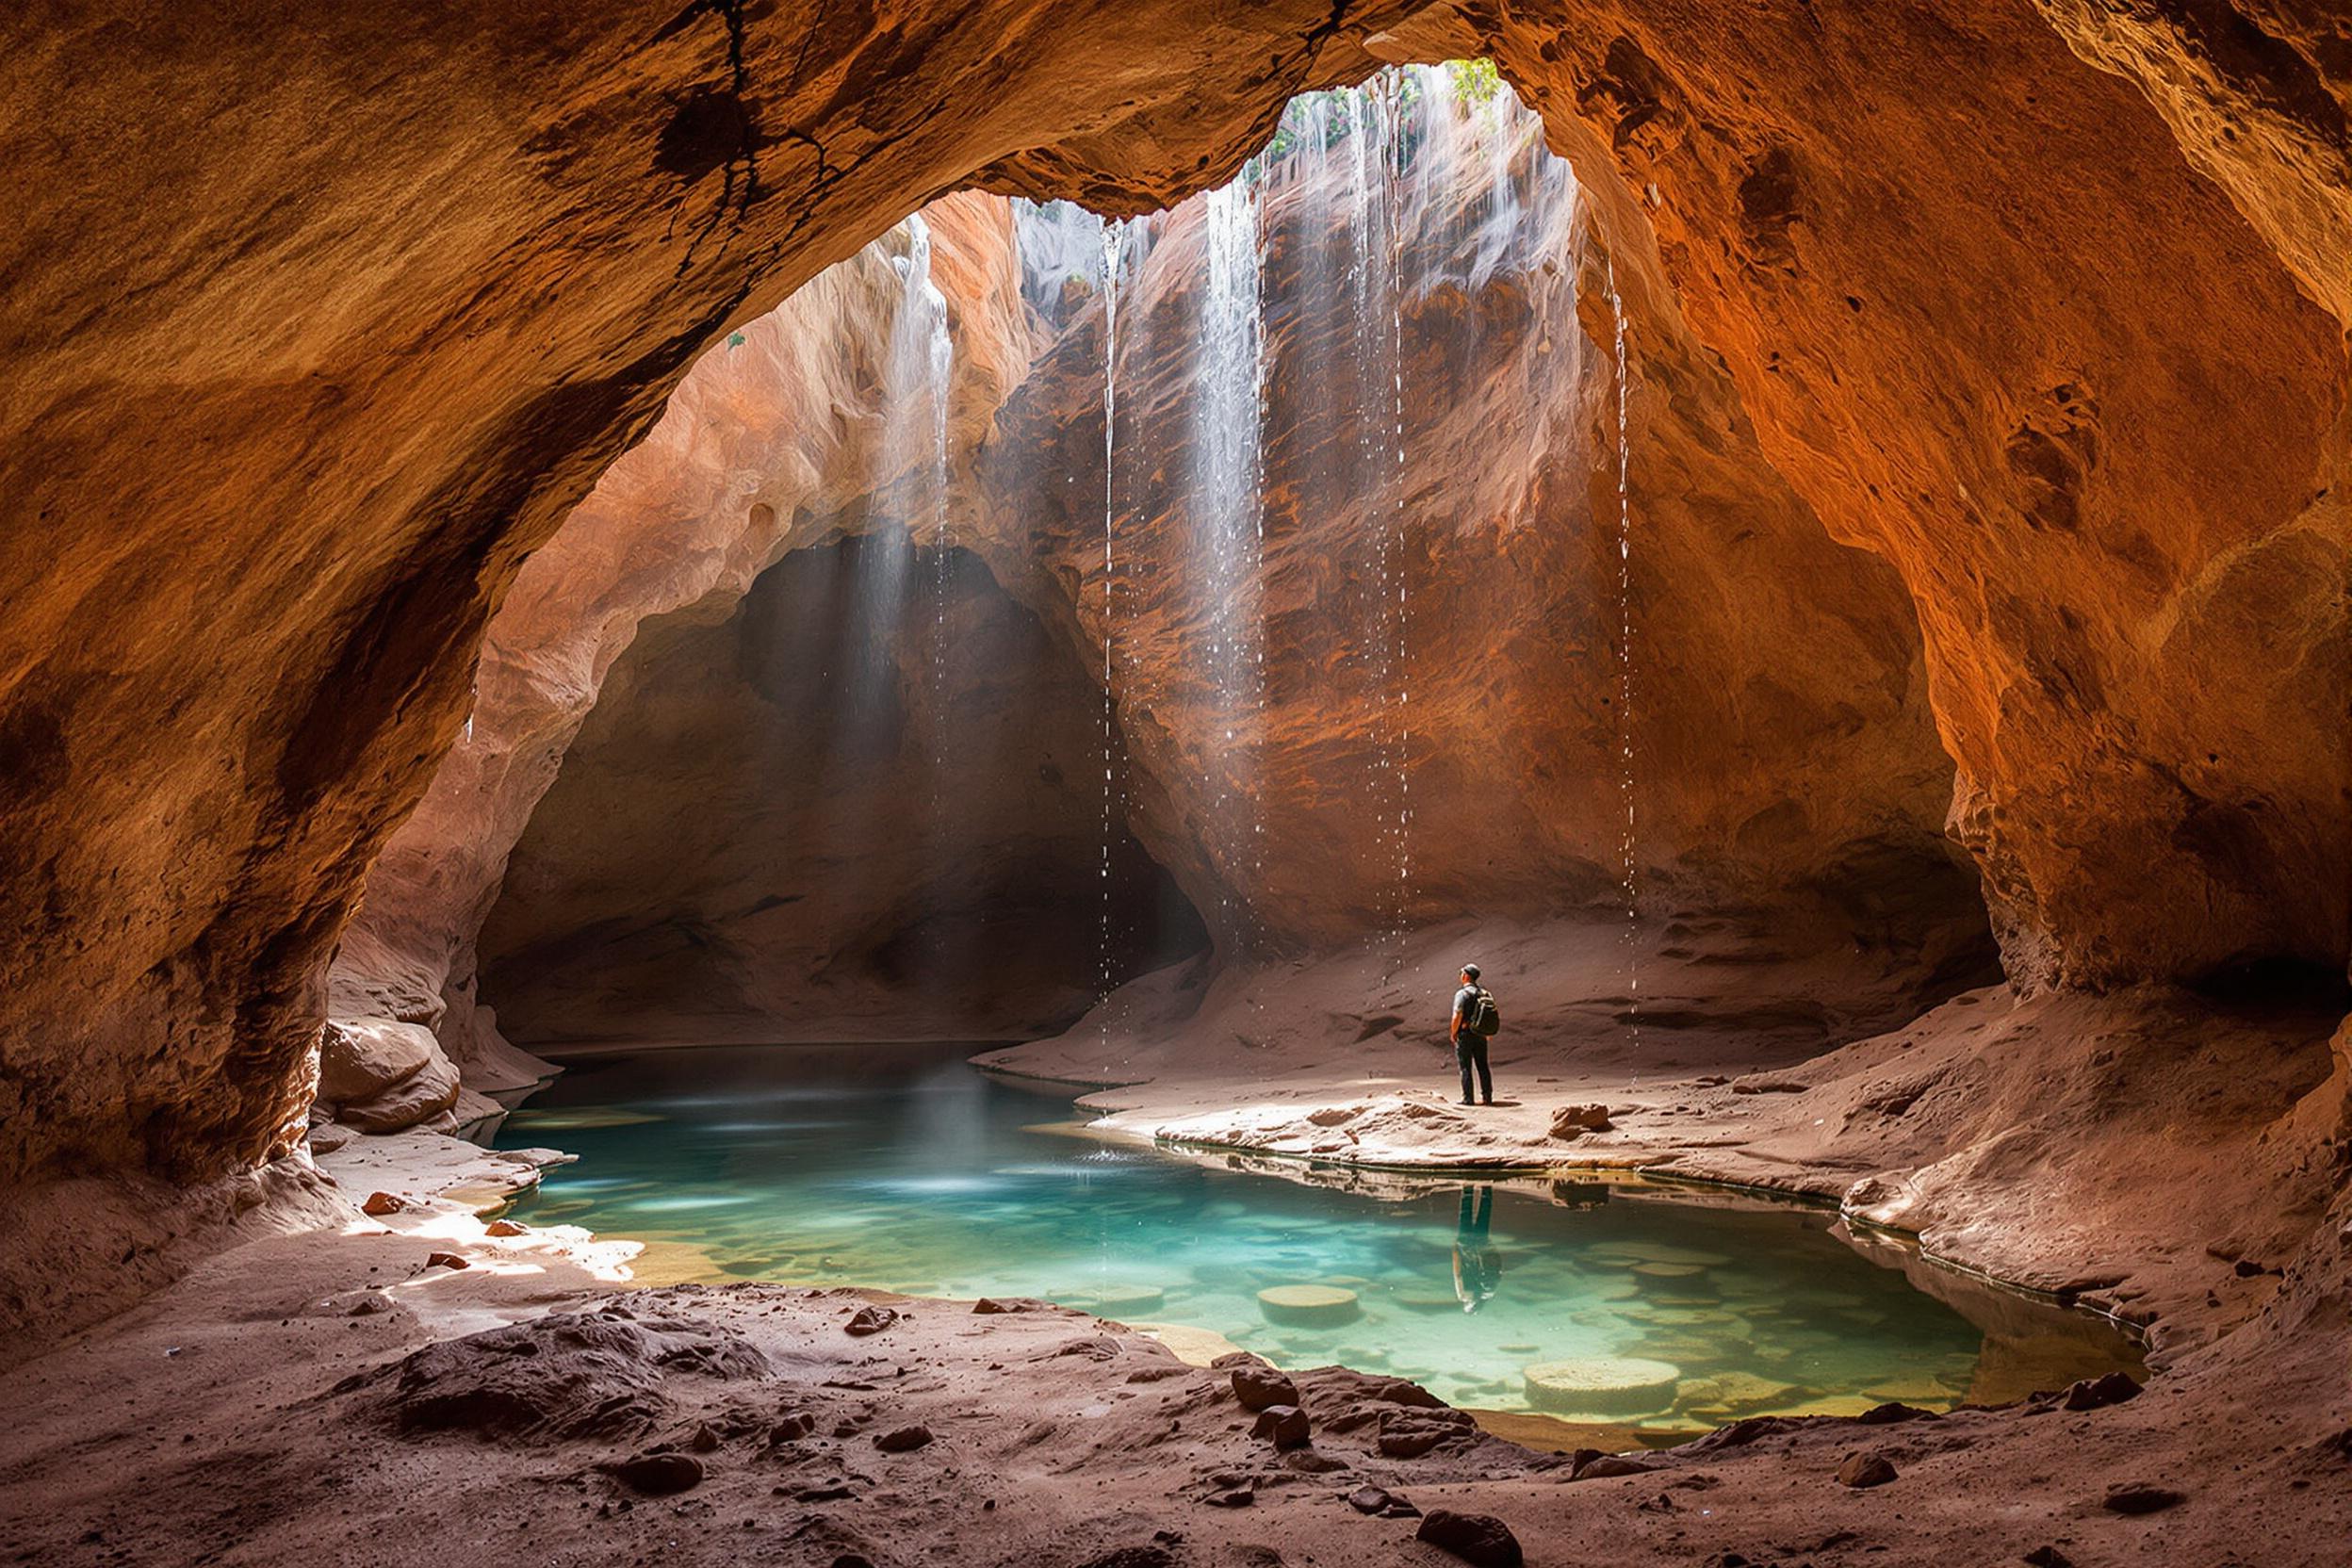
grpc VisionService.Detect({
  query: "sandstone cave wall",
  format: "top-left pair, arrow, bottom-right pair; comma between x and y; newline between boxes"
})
0,0 -> 2344,1202
326,194 -> 1031,1086
961,121 -> 1993,979
476,539 -> 1208,1047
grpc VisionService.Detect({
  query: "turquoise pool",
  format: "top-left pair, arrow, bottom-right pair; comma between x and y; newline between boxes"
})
494,1042 -> 2140,1434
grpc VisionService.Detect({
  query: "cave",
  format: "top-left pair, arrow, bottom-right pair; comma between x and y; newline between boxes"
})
1,6 -> 2347,1565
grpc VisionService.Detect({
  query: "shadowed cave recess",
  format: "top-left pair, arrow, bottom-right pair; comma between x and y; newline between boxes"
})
0,6 -> 2348,1566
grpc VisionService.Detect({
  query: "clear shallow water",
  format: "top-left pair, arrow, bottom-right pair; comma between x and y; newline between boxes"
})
495,1043 -> 2140,1434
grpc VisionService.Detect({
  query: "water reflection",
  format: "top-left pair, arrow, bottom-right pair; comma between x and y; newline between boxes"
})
1452,1184 -> 1501,1313
496,1042 -> 2143,1432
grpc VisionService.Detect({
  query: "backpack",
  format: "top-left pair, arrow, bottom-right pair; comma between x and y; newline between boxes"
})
1467,988 -> 1501,1037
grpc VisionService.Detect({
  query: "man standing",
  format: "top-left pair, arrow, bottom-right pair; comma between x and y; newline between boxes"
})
1450,964 -> 1497,1106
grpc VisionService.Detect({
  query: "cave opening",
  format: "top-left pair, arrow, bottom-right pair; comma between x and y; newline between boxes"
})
6,10 -> 2348,1562
373,60 -> 2082,1447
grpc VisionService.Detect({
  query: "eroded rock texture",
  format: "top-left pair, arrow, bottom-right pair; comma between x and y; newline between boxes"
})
961,99 -> 1989,973
328,193 -> 1032,1079
0,1 -> 2344,1310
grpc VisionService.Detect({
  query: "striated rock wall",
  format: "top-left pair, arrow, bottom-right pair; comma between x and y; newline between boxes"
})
1465,2 -> 2349,988
0,0 -> 2344,1239
462,90 -> 1989,1054
328,193 -> 1032,1086
963,105 -> 1991,979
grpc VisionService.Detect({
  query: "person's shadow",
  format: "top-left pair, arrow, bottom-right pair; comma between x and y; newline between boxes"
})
1451,1183 -> 1502,1313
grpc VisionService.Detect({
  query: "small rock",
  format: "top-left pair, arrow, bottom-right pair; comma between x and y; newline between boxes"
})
1414,1509 -> 1524,1568
690,1423 -> 722,1453
604,1452 -> 703,1494
1549,1103 -> 1613,1139
1201,1485 -> 1255,1508
346,1292 -> 393,1316
874,1424 -> 934,1452
423,1251 -> 469,1271
1348,1484 -> 1418,1518
1376,1407 -> 1478,1459
795,1482 -> 855,1502
972,1298 -> 1029,1314
844,1306 -> 898,1337
2061,1372 -> 2142,1412
2101,1482 -> 2184,1514
1250,1404 -> 1311,1448
1856,1400 -> 1933,1425
1280,1447 -> 1347,1474
484,1218 -> 529,1237
1072,1549 -> 1175,1568
831,1556 -> 875,1568
768,1412 -> 816,1445
1572,1454 -> 1655,1479
2021,1548 -> 2075,1568
1836,1452 -> 1899,1488
1231,1364 -> 1300,1413
361,1192 -> 406,1217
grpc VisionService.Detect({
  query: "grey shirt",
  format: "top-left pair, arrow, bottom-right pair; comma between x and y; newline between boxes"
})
1453,985 -> 1480,1035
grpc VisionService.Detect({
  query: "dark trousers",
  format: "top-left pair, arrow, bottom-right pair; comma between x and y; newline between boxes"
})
1454,1034 -> 1492,1102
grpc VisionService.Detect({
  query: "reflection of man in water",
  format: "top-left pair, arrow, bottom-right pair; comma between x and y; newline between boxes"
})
1452,1184 -> 1501,1312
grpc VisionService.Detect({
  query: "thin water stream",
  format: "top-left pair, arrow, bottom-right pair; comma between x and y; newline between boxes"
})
496,1043 -> 2143,1446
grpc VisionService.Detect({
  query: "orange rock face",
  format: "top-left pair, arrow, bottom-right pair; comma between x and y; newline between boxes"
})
329,193 -> 1031,1073
961,104 -> 1989,969
0,2 -> 2343,1218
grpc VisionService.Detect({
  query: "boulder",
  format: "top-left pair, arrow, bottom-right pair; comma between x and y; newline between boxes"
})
336,1050 -> 461,1134
1250,1404 -> 1311,1448
1231,1364 -> 1299,1412
604,1452 -> 703,1494
2061,1372 -> 2142,1412
1550,1103 -> 1613,1138
1414,1510 -> 1524,1568
844,1305 -> 898,1336
318,1016 -> 440,1103
355,1307 -> 769,1443
1837,1451 -> 1899,1488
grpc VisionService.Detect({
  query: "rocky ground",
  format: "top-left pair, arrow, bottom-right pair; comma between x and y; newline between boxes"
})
4,921 -> 2344,1566
0,1149 -> 2339,1568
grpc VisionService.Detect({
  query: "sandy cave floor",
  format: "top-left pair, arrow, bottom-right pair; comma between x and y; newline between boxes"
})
4,933 -> 2348,1566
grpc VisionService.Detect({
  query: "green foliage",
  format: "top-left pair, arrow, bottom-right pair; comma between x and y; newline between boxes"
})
1447,57 -> 1503,106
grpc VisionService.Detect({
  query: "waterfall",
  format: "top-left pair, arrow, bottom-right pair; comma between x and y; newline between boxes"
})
1193,181 -> 1266,944
1097,217 -> 1126,1053
877,214 -> 957,826
1605,253 -> 1641,1069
